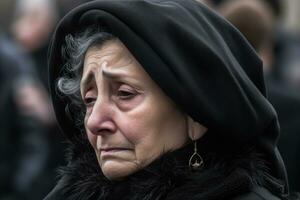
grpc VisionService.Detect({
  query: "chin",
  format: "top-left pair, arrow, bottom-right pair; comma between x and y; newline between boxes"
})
100,160 -> 139,180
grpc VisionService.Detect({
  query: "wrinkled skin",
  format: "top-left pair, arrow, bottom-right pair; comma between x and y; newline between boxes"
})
81,39 -> 193,180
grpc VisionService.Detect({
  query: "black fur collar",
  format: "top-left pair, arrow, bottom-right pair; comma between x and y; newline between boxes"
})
47,136 -> 277,200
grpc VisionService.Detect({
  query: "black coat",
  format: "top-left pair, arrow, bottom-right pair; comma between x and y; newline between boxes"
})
44,138 -> 282,200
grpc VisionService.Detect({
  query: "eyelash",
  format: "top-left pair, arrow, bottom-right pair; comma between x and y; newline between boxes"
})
83,97 -> 96,106
117,89 -> 137,100
83,86 -> 137,106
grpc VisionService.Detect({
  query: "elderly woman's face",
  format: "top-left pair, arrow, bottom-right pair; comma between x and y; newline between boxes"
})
81,39 -> 188,180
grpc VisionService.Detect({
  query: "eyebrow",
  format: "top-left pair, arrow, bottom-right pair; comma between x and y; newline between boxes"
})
102,69 -> 126,80
80,69 -> 130,93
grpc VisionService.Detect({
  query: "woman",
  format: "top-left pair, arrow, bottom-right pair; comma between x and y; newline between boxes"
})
45,0 -> 292,199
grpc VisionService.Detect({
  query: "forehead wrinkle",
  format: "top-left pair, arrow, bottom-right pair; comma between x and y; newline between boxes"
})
85,47 -> 133,70
84,51 -> 116,68
83,54 -> 134,79
104,46 -> 134,69
82,40 -> 144,89
101,66 -> 132,79
88,49 -> 120,58
81,60 -> 135,93
84,54 -> 134,75
107,57 -> 134,71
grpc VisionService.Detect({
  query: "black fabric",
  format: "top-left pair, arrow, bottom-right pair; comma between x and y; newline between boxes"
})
48,0 -> 289,198
44,140 -> 280,200
267,79 -> 300,192
232,187 -> 281,200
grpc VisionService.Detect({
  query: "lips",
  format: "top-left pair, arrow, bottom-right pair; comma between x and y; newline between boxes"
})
100,147 -> 132,152
99,147 -> 132,158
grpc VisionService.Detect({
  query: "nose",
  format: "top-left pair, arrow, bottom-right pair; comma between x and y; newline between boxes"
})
85,98 -> 117,135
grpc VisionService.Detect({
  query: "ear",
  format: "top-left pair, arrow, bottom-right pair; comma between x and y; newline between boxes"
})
187,116 -> 208,140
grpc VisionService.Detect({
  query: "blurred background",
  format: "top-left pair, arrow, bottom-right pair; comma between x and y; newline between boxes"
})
0,0 -> 299,199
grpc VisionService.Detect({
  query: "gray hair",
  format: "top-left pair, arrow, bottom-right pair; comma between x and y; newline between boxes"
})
57,26 -> 115,127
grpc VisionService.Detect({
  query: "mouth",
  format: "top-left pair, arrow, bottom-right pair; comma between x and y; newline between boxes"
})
99,147 -> 132,159
100,147 -> 132,152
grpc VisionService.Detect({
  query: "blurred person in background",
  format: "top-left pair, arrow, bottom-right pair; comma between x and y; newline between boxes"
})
0,30 -> 49,200
270,0 -> 300,89
274,24 -> 300,88
12,0 -> 58,87
1,0 -> 68,198
0,0 -> 17,33
205,0 -> 300,89
202,0 -> 300,192
11,0 -> 67,181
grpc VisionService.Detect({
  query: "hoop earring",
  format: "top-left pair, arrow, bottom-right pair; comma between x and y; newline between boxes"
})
189,140 -> 204,171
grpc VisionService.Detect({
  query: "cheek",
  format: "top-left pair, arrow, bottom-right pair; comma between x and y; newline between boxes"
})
116,97 -> 186,156
115,113 -> 162,167
116,102 -> 159,144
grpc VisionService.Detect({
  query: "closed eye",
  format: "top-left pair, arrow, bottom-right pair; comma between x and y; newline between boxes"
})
117,90 -> 137,100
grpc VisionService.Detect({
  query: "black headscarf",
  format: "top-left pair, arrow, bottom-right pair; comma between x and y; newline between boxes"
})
48,0 -> 288,196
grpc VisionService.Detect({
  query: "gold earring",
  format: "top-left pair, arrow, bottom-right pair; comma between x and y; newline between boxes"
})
189,140 -> 203,171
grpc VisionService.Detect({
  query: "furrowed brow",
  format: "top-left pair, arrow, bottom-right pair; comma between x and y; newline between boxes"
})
102,69 -> 126,80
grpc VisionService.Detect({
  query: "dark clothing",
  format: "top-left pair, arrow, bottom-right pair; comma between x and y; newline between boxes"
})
57,0 -> 92,16
233,187 -> 281,200
267,79 -> 300,192
44,140 -> 281,200
47,0 -> 291,199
